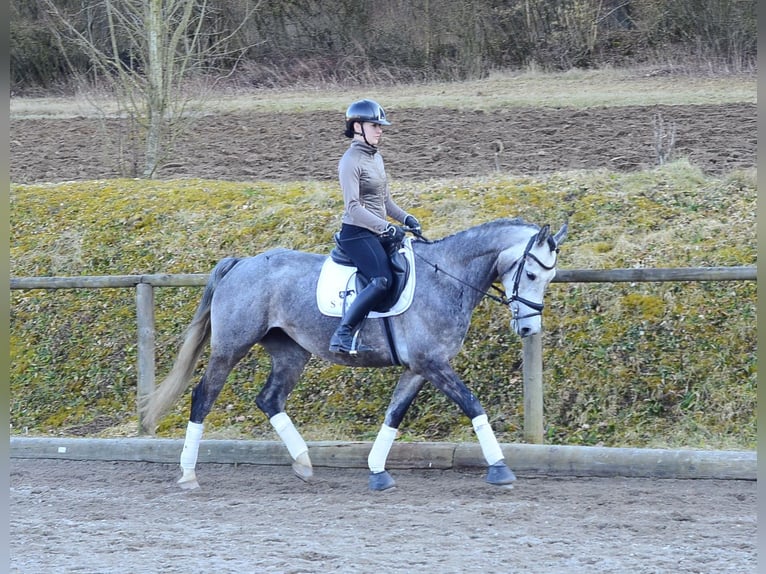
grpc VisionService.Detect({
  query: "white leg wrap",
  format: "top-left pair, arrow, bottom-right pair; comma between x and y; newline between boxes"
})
180,421 -> 204,471
270,412 -> 308,460
472,414 -> 504,466
368,424 -> 398,473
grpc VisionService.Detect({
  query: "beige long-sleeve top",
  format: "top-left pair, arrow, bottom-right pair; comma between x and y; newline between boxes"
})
338,140 -> 408,234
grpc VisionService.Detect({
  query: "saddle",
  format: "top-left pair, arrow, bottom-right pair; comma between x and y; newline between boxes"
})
316,237 -> 416,318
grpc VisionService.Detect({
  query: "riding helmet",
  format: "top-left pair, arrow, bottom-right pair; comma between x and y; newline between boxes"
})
344,99 -> 391,137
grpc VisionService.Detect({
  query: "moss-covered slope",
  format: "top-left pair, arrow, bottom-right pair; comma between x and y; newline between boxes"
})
10,162 -> 756,449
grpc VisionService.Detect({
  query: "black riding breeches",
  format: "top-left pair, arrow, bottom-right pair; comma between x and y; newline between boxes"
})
337,223 -> 393,286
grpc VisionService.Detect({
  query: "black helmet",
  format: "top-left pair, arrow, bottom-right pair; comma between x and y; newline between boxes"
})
344,99 -> 391,137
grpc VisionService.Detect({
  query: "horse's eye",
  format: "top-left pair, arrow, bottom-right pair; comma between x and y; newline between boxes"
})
526,272 -> 537,281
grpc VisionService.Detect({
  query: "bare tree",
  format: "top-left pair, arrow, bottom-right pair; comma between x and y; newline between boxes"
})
39,0 -> 258,178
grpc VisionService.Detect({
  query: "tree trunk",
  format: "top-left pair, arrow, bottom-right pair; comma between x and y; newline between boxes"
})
143,0 -> 164,178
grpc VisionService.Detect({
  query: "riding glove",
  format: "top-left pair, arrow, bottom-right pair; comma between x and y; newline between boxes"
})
380,224 -> 406,245
404,215 -> 422,234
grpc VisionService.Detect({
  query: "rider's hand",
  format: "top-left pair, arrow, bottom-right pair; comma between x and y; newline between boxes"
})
404,215 -> 421,234
380,224 -> 406,245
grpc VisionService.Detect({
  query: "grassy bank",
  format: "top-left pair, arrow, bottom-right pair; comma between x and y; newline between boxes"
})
10,161 -> 756,449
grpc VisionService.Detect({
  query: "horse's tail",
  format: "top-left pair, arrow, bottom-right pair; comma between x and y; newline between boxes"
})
139,257 -> 242,433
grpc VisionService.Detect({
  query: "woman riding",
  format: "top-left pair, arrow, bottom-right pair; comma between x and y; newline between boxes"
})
329,98 -> 421,354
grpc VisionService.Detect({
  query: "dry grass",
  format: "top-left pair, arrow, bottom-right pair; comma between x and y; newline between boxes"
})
10,67 -> 757,119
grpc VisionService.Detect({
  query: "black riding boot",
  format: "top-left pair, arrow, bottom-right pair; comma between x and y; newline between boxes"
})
329,277 -> 388,354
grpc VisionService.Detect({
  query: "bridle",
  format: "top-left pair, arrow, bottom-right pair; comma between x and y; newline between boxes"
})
504,234 -> 559,324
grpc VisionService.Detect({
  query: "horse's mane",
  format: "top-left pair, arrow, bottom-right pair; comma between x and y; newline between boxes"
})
428,217 -> 536,244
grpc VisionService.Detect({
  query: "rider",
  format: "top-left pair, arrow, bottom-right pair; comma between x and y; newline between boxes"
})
329,98 -> 421,354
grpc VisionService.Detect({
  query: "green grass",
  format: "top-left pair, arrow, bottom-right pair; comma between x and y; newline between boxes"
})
9,161 -> 756,450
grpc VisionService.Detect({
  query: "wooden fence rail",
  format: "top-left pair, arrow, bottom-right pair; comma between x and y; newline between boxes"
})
10,266 -> 757,442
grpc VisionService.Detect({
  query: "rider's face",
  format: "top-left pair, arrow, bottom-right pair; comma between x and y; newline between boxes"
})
361,122 -> 383,145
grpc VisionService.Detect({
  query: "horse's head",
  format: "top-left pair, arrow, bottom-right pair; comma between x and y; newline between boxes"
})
497,223 -> 567,337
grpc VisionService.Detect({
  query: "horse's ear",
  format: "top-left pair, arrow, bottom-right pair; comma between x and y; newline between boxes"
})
536,224 -> 551,246
553,223 -> 568,247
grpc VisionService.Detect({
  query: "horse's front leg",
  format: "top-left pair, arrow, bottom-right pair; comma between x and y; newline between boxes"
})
368,370 -> 426,491
422,360 -> 516,487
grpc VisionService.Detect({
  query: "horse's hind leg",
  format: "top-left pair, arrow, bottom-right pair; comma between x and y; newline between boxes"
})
178,349 -> 249,489
368,370 -> 426,491
256,330 -> 313,481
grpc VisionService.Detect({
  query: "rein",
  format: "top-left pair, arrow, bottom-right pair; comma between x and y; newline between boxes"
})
331,226 -> 557,318
413,232 -> 558,319
413,249 -> 509,305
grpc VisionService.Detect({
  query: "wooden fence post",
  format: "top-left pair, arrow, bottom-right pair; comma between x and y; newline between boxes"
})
135,283 -> 155,434
522,332 -> 544,444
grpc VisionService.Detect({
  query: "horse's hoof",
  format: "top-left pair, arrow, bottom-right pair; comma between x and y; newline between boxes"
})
369,470 -> 396,491
178,477 -> 200,490
292,461 -> 314,482
177,469 -> 200,490
486,461 -> 516,486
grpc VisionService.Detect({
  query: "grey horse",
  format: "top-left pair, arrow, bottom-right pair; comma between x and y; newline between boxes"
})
140,218 -> 567,491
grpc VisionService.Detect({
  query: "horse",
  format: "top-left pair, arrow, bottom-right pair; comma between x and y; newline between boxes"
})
140,218 -> 567,491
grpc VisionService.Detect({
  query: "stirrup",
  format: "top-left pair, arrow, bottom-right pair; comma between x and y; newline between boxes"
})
330,330 -> 374,354
349,330 -> 373,354
330,329 -> 375,355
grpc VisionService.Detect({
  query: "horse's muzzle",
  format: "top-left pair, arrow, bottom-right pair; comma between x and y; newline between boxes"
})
509,298 -> 543,337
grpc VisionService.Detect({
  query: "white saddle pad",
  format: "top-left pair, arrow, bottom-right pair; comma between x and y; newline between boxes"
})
316,238 -> 416,318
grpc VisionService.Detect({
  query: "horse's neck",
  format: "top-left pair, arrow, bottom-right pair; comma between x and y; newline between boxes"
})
419,226 -> 524,304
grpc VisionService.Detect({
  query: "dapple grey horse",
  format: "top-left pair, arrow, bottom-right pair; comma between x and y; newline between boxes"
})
140,218 -> 567,491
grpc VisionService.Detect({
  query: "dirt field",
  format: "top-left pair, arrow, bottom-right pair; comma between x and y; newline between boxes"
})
10,103 -> 756,183
10,458 -> 756,574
